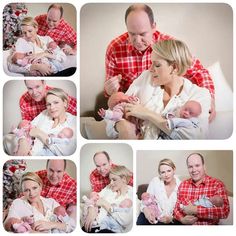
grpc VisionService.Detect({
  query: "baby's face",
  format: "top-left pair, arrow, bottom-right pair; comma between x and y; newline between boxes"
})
48,41 -> 57,49
179,101 -> 201,118
141,192 -> 150,200
57,128 -> 73,139
119,199 -> 132,208
57,131 -> 67,138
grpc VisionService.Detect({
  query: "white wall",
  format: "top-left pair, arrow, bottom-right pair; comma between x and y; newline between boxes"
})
80,143 -> 133,198
80,3 -> 233,115
26,3 -> 76,30
136,150 -> 233,193
3,80 -> 76,134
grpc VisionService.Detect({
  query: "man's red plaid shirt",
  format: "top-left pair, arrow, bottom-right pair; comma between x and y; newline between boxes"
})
90,163 -> 133,192
105,31 -> 214,98
35,14 -> 77,48
20,85 -> 77,121
173,175 -> 229,225
36,170 -> 77,208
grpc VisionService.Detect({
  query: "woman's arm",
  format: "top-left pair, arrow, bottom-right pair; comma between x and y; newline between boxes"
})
34,220 -> 66,232
125,103 -> 171,135
29,127 -> 49,145
30,63 -> 52,76
83,207 -> 98,232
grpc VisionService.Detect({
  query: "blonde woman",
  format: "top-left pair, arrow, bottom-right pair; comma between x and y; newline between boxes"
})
83,165 -> 133,233
4,172 -> 75,233
106,39 -> 211,139
14,88 -> 76,156
137,158 -> 181,225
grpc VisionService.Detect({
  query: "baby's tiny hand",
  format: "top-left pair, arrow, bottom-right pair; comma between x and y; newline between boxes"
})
98,108 -> 106,118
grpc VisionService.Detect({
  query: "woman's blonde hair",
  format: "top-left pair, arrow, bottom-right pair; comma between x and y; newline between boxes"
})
20,172 -> 43,191
110,165 -> 132,184
152,39 -> 192,76
20,17 -> 38,29
158,158 -> 176,175
46,88 -> 69,109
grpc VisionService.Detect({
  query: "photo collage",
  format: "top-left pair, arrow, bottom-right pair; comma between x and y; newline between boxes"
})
0,1 -> 234,235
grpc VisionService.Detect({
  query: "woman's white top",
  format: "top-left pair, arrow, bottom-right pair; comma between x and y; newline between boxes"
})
97,185 -> 133,232
141,176 -> 181,217
31,110 -> 76,155
106,70 -> 211,139
15,36 -> 53,54
6,196 -> 59,222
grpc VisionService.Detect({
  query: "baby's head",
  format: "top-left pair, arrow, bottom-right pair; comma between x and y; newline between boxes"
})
54,205 -> 67,217
47,41 -> 58,50
209,195 -> 224,207
119,198 -> 133,208
108,92 -> 129,109
89,191 -> 100,201
57,127 -> 73,139
179,100 -> 202,119
12,52 -> 29,66
141,192 -> 151,201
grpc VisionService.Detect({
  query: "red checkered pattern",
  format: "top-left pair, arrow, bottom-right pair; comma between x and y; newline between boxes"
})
20,85 -> 77,121
90,164 -> 133,192
106,31 -> 214,97
35,14 -> 77,48
36,170 -> 77,208
173,175 -> 230,225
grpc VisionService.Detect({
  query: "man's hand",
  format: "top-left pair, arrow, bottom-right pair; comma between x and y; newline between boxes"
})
182,203 -> 197,215
104,74 -> 122,96
180,215 -> 198,225
209,98 -> 216,122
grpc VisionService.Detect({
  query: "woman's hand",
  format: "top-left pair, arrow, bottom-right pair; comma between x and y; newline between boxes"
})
29,127 -> 40,138
143,207 -> 157,224
96,198 -> 111,212
27,52 -> 53,62
159,215 -> 173,224
30,63 -> 53,76
125,103 -> 151,120
33,220 -> 56,232
84,207 -> 98,232
15,139 -> 31,156
29,127 -> 49,145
